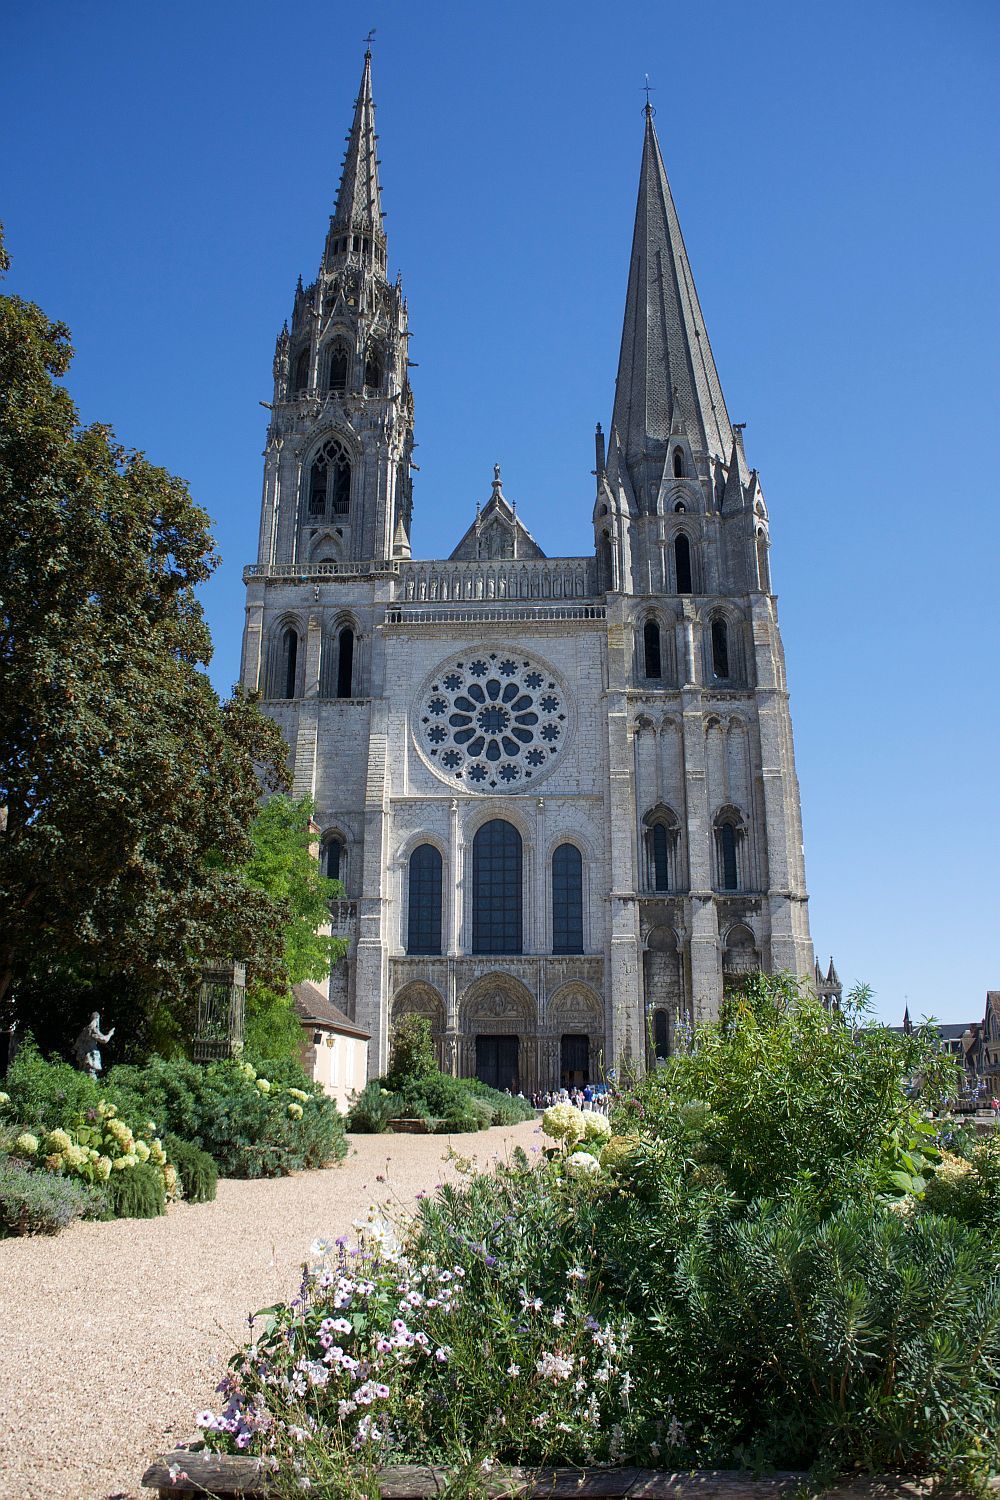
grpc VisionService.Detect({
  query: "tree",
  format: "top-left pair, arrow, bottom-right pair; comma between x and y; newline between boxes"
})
0,230 -> 291,1033
241,796 -> 347,1059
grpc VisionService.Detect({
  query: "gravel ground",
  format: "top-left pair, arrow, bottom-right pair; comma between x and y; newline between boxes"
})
0,1119 -> 540,1500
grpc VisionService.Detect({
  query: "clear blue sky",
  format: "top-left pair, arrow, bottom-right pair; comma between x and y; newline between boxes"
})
4,1 -> 999,1025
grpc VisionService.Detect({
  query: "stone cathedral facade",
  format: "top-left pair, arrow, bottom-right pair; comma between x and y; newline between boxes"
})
240,52 -> 825,1090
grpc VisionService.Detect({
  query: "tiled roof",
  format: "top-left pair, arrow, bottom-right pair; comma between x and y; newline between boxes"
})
293,982 -> 370,1041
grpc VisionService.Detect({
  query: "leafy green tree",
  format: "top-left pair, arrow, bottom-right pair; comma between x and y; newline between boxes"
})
0,230 -> 290,1035
386,1014 -> 438,1085
241,796 -> 346,1059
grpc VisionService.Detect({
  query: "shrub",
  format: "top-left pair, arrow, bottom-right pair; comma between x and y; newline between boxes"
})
346,1080 -> 397,1133
163,1132 -> 218,1204
0,1157 -> 101,1235
103,1160 -> 166,1219
106,1055 -> 346,1177
463,1077 -> 535,1125
614,975 -> 956,1210
1,1038 -> 101,1131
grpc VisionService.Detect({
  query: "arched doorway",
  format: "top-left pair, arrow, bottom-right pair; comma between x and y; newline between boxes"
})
458,974 -> 537,1093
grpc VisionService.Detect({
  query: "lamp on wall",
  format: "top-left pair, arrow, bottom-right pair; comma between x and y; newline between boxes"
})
313,1031 -> 324,1045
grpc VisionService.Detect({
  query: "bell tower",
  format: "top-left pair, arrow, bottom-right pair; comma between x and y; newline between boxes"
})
256,49 -> 414,572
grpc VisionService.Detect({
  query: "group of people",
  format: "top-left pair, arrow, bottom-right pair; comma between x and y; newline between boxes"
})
529,1083 -> 610,1114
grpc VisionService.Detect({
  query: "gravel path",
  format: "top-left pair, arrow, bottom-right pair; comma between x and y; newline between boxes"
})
0,1120 -> 540,1500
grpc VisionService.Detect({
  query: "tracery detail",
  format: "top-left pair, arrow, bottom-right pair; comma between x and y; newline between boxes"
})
414,650 -> 570,791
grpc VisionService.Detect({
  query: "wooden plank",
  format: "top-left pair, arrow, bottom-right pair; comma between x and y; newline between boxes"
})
140,1455 -> 1000,1500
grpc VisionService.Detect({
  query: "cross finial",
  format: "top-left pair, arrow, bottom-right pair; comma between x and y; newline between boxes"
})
363,27 -> 376,53
643,74 -> 655,114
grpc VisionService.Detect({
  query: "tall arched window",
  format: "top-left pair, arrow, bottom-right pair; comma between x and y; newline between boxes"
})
336,627 -> 354,699
674,534 -> 692,594
281,628 -> 297,699
472,819 -> 522,954
552,843 -> 583,955
711,618 -> 730,678
673,448 -> 684,478
293,347 -> 310,392
407,844 -> 442,955
309,441 -> 352,519
328,346 -> 349,393
643,807 -> 679,892
364,346 -> 383,392
643,620 -> 662,679
719,822 -> 738,890
323,836 -> 344,884
653,1009 -> 669,1060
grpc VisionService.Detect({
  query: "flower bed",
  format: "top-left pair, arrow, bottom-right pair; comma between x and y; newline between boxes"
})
189,980 -> 1000,1494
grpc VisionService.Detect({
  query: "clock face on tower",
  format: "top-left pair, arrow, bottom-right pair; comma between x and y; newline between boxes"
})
412,648 -> 573,793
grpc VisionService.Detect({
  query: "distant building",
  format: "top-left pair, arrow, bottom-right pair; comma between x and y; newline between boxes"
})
293,981 -> 369,1113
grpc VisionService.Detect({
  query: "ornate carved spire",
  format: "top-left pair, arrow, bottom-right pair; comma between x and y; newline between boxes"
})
611,105 -> 733,483
325,49 -> 385,269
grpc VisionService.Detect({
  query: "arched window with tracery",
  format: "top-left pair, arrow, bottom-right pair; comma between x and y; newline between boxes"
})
327,345 -> 349,393
711,617 -> 730,679
472,819 -> 522,954
407,844 -> 443,955
293,347 -> 310,393
336,627 -> 354,699
309,440 -> 351,520
552,843 -> 583,955
674,533 -> 692,594
643,619 -> 662,679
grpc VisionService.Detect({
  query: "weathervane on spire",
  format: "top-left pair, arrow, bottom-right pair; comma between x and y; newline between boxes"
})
363,27 -> 376,53
643,73 -> 655,115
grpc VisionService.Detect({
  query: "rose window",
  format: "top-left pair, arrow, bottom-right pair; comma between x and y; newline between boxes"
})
415,651 -> 570,791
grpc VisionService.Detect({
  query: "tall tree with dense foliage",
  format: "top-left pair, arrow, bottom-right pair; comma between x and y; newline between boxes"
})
241,796 -> 346,1058
0,230 -> 290,1034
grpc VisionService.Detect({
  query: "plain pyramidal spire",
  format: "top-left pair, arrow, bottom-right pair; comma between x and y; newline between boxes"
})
611,102 -> 733,473
332,49 -> 384,246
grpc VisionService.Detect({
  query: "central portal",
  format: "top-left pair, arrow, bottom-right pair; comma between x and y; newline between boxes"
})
476,1034 -> 519,1092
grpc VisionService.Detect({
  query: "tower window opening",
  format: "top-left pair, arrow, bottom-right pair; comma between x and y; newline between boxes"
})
653,1008 -> 669,1060
674,501 -> 686,513
719,822 -> 738,891
673,448 -> 684,478
281,628 -> 297,700
652,823 -> 669,890
328,347 -> 349,393
712,618 -> 730,678
352,235 -> 360,252
293,347 -> 310,393
674,533 -> 692,593
407,843 -> 443,955
552,843 -> 584,955
643,620 -> 662,679
364,346 -> 384,393
336,627 -> 354,699
324,837 -> 344,884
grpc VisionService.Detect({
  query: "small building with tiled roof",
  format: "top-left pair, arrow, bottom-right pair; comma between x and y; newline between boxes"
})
293,981 -> 369,1114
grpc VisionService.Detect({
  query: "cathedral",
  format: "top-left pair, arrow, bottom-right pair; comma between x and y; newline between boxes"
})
240,51 -> 831,1090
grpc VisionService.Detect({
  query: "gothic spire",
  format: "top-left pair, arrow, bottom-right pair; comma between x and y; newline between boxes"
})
611,105 -> 733,474
329,49 -> 385,254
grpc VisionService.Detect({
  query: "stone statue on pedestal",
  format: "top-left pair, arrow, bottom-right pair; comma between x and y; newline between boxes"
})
73,1012 -> 115,1078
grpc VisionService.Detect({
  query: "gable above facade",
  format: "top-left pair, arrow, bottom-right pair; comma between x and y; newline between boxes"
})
449,465 -> 546,562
